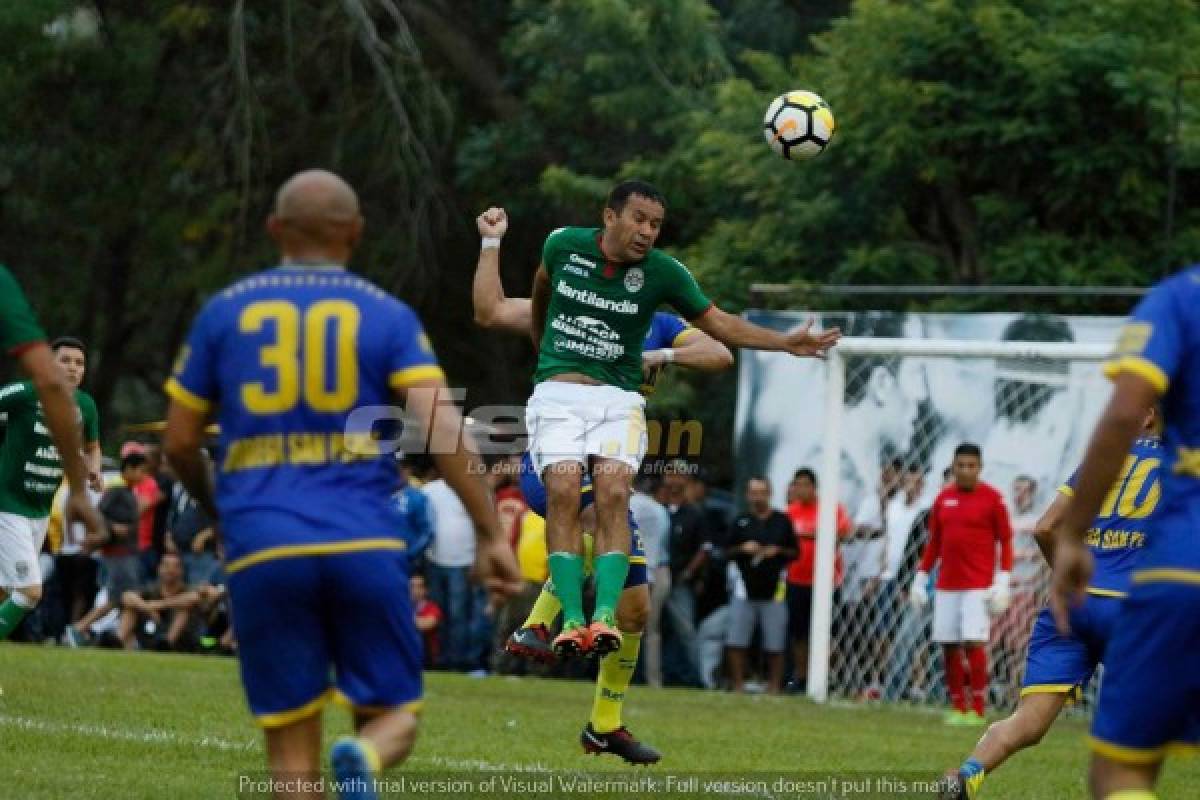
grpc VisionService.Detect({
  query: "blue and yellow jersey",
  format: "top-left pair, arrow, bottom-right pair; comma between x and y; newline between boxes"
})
1060,436 -> 1162,595
639,311 -> 696,394
165,266 -> 444,572
1103,265 -> 1200,579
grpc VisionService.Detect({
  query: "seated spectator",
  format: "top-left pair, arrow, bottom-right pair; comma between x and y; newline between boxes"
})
64,453 -> 147,646
412,573 -> 442,669
117,551 -> 202,651
165,479 -> 216,585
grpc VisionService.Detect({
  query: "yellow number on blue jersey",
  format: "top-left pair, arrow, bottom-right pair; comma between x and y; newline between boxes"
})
239,299 -> 361,414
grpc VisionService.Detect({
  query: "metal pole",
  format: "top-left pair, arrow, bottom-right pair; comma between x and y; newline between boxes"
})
808,349 -> 844,704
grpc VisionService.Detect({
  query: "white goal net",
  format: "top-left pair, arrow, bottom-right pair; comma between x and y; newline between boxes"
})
804,337 -> 1112,710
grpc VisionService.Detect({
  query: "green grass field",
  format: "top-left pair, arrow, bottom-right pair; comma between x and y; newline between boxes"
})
0,645 -> 1194,799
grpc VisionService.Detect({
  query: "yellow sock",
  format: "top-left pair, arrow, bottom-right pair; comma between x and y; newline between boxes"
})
590,632 -> 641,733
1104,791 -> 1157,800
522,581 -> 562,629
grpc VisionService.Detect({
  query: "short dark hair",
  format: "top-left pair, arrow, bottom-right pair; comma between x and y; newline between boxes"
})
51,336 -> 85,355
954,442 -> 982,460
792,467 -> 817,486
606,180 -> 666,214
120,453 -> 148,472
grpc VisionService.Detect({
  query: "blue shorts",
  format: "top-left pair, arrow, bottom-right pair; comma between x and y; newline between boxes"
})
1021,593 -> 1122,699
227,549 -> 422,728
1089,578 -> 1200,763
519,453 -> 646,588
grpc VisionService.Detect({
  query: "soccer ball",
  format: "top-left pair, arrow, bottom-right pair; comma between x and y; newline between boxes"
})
762,90 -> 835,160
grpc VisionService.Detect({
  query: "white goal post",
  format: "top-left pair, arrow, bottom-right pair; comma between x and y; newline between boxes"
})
807,337 -> 1112,704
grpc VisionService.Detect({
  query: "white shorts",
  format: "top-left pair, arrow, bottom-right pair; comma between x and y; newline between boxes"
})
525,381 -> 648,473
0,512 -> 51,589
932,588 -> 991,643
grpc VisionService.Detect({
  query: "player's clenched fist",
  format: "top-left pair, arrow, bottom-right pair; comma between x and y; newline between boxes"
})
476,207 -> 508,239
474,535 -> 523,603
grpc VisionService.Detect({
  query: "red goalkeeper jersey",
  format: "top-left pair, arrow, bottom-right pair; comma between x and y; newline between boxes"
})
919,482 -> 1013,590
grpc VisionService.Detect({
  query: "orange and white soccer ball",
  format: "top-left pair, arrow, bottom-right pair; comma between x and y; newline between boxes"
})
763,90 -> 836,160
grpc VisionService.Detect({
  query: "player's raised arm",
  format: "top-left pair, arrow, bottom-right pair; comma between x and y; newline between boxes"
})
472,207 -> 533,333
692,307 -> 841,358
397,377 -> 522,601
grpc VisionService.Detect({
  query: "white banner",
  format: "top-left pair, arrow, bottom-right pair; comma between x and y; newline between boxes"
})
734,310 -> 1126,517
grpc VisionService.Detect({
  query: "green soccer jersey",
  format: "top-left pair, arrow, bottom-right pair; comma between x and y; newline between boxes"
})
0,265 -> 47,355
533,227 -> 713,391
0,381 -> 99,518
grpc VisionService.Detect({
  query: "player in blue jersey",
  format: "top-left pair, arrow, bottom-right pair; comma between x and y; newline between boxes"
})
1050,265 -> 1200,800
164,171 -> 521,800
940,411 -> 1162,799
472,209 -> 732,763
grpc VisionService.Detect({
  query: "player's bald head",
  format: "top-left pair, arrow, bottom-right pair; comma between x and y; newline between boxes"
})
274,169 -> 360,226
268,169 -> 364,264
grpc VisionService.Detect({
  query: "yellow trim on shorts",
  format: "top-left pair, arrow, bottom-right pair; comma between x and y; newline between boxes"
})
1021,684 -> 1080,699
1086,587 -> 1128,598
333,690 -> 424,717
671,327 -> 698,347
1057,484 -> 1074,497
1087,734 -> 1197,765
1131,568 -> 1200,586
629,556 -> 648,565
164,377 -> 212,413
225,539 -> 407,575
389,365 -> 446,389
256,688 -> 334,729
1103,357 -> 1168,394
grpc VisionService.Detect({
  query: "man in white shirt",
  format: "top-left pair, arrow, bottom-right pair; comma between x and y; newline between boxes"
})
628,476 -> 670,688
423,473 -> 487,672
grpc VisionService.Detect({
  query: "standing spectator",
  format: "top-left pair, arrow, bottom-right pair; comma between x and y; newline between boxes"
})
166,477 -> 216,585
878,464 -> 930,701
55,481 -> 104,625
992,474 -> 1046,704
630,474 -> 670,688
120,442 -> 164,582
910,443 -> 1013,725
725,477 -> 795,694
411,573 -> 443,669
843,460 -> 900,698
661,461 -> 710,686
784,468 -> 852,691
117,550 -> 201,651
65,453 -> 147,645
423,468 -> 489,672
394,454 -> 436,569
145,444 -> 175,571
491,454 -> 528,550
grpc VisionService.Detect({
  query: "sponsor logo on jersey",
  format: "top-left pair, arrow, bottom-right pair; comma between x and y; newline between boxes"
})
1175,447 -> 1200,478
33,420 -> 49,435
623,267 -> 645,293
944,498 -> 959,507
555,280 -> 639,314
569,253 -> 597,269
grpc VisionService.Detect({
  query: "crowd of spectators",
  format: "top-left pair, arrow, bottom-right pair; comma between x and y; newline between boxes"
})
17,436 -> 1044,709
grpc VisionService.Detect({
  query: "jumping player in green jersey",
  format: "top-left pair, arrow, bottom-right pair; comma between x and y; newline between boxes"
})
480,179 -> 839,751
0,268 -> 102,641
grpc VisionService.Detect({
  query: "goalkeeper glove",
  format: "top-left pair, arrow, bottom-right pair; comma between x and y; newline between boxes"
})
988,571 -> 1012,614
909,571 -> 929,610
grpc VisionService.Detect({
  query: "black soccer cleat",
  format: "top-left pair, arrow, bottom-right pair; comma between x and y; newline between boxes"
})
581,723 -> 662,765
936,771 -> 967,800
504,623 -> 557,664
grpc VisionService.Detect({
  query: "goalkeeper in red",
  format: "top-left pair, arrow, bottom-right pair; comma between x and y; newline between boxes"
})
911,442 -> 1013,725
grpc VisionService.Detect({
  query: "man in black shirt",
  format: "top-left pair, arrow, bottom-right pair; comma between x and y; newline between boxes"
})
726,476 -> 796,694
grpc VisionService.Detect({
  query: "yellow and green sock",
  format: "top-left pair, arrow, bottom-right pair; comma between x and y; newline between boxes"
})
590,632 -> 641,733
523,581 -> 562,629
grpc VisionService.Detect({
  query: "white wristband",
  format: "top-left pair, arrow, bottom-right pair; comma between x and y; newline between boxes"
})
662,348 -> 675,363
481,236 -> 502,250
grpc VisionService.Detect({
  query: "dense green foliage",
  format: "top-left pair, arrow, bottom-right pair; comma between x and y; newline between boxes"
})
1,1 -> 1198,463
